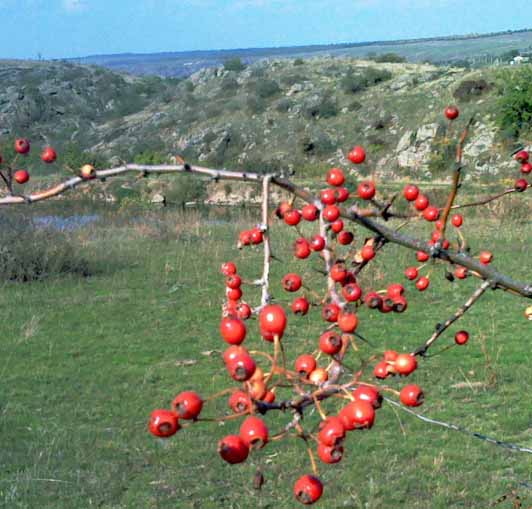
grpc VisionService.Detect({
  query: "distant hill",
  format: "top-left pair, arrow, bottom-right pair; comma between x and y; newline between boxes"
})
65,28 -> 532,78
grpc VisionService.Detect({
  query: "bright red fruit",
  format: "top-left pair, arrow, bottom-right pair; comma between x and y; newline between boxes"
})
172,391 -> 203,420
276,201 -> 291,218
451,214 -> 463,227
221,261 -> 237,276
339,400 -> 375,430
364,291 -> 382,309
384,350 -> 398,362
455,330 -> 469,345
331,219 -> 344,233
318,416 -> 346,446
310,235 -> 326,251
330,263 -> 348,283
228,390 -> 252,413
250,228 -> 263,245
226,274 -> 242,289
236,302 -> 251,320
284,209 -> 302,226
239,416 -> 269,449
225,347 -> 256,381
301,204 -> 319,221
357,181 -> 376,200
405,267 -> 419,280
321,302 -> 340,322
292,297 -> 310,316
259,304 -> 287,339
317,443 -> 343,464
515,178 -> 528,192
403,184 -> 420,201
392,295 -> 408,313
336,187 -> 350,202
322,205 -> 340,222
294,238 -> 311,259
41,146 -> 57,163
282,273 -> 302,292
423,206 -> 440,222
14,138 -> 30,154
337,311 -> 358,333
239,230 -> 252,246
348,145 -> 366,164
338,230 -> 354,245
218,435 -> 249,464
148,409 -> 179,438
374,360 -> 390,379
416,250 -> 430,262
353,385 -> 382,409
444,105 -> 459,120
455,266 -> 468,279
326,167 -> 345,186
400,384 -> 424,407
295,354 -> 317,377
226,287 -> 242,301
394,354 -> 417,376
14,170 -> 30,184
514,150 -> 529,163
342,283 -> 362,302
220,317 -> 246,345
294,475 -> 323,505
387,283 -> 405,297
416,276 -> 430,291
361,245 -> 375,261
521,163 -> 532,174
319,331 -> 342,355
479,251 -> 493,265
320,188 -> 337,205
414,194 -> 429,211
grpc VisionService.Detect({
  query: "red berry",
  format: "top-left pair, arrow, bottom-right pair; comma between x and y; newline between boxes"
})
319,331 -> 342,355
250,228 -> 263,245
392,295 -> 408,313
339,400 -> 375,430
415,276 -> 430,291
353,385 -> 382,409
239,230 -> 252,246
361,245 -> 375,261
226,287 -> 242,301
337,311 -> 358,333
224,347 -> 256,381
40,146 -> 57,163
226,274 -> 242,289
322,205 -> 340,222
387,283 -> 405,297
479,251 -> 493,265
342,282 -> 362,302
348,145 -> 366,164
521,163 -> 532,174
284,209 -> 302,226
394,354 -> 417,376
336,187 -> 350,202
414,194 -> 429,211
403,184 -> 419,201
309,367 -> 328,385
236,302 -> 251,320
326,167 -> 345,186
294,475 -> 323,505
228,390 -> 252,413
405,267 -> 419,280
282,273 -> 302,292
295,354 -> 317,377
14,138 -> 30,154
218,435 -> 249,464
514,150 -> 529,163
302,204 -> 319,221
416,250 -> 430,262
320,188 -> 337,205
384,350 -> 398,362
400,384 -> 424,407
455,266 -> 468,279
330,263 -> 348,283
374,360 -> 390,379
318,416 -> 345,446
337,230 -> 354,245
330,219 -> 344,233
423,206 -> 440,222
148,409 -> 179,438
321,302 -> 340,322
259,304 -> 287,340
221,261 -> 237,276
292,297 -> 310,316
357,180 -> 376,200
317,442 -> 343,464
364,291 -> 382,309
294,238 -> 311,259
220,317 -> 246,345
451,214 -> 463,227
310,235 -> 326,252
276,201 -> 291,218
172,391 -> 203,420
515,178 -> 528,192
239,416 -> 269,449
444,105 -> 459,120
14,170 -> 30,184
455,330 -> 469,345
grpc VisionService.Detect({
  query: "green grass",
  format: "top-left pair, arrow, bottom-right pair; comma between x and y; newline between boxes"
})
0,202 -> 531,508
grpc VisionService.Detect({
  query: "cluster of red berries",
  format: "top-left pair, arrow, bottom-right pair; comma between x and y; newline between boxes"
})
514,149 -> 530,192
238,226 -> 264,247
0,138 -> 57,185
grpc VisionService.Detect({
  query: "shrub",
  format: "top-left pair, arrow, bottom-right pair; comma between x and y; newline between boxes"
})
275,98 -> 293,113
219,76 -> 239,95
255,79 -> 281,99
453,79 -> 491,101
223,57 -> 246,72
302,93 -> 338,119
293,58 -> 305,66
299,127 -> 335,156
246,95 -> 266,114
494,66 -> 532,139
370,53 -> 407,63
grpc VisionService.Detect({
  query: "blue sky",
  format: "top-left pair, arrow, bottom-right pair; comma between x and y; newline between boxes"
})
0,0 -> 529,59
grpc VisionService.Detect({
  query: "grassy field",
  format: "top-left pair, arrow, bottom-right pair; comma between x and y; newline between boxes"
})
0,198 -> 531,508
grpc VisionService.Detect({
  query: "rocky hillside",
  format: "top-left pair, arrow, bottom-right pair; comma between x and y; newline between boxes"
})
0,58 -> 529,185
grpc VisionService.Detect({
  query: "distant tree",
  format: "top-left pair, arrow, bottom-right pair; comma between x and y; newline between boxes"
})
500,49 -> 520,62
223,57 -> 246,72
371,53 -> 407,64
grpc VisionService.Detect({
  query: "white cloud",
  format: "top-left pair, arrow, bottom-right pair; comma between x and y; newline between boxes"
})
63,0 -> 88,12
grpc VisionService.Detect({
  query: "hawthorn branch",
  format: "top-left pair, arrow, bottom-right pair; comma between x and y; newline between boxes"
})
413,280 -> 492,356
257,175 -> 272,308
451,187 -> 522,210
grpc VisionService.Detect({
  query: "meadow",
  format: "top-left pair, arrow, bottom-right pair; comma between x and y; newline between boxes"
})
0,195 -> 530,508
